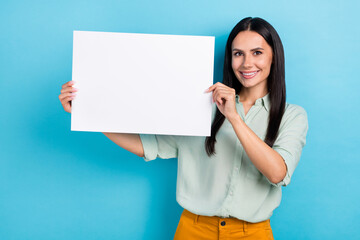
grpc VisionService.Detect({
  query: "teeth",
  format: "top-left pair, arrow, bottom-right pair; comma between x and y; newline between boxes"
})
242,71 -> 257,76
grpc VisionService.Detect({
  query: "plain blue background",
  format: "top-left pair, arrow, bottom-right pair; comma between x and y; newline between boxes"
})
1,0 -> 359,239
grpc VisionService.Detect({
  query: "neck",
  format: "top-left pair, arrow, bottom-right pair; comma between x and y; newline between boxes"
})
239,86 -> 268,105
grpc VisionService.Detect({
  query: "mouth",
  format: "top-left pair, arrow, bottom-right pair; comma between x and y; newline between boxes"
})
240,70 -> 260,79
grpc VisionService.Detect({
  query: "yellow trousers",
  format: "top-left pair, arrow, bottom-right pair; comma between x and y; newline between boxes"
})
174,209 -> 274,240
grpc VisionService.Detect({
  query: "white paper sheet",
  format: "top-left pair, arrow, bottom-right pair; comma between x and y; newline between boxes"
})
71,30 -> 214,136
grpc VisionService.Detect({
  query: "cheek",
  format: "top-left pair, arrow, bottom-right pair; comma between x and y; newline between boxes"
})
231,57 -> 241,70
258,58 -> 272,72
231,59 -> 237,71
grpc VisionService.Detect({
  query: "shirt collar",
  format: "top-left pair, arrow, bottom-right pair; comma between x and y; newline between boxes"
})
259,93 -> 270,112
236,92 -> 270,112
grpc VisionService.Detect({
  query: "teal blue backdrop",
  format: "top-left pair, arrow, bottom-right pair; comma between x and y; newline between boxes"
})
1,0 -> 359,239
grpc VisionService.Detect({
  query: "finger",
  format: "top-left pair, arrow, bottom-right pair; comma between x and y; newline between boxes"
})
215,99 -> 221,107
205,84 -> 216,93
61,96 -> 74,111
61,97 -> 72,113
215,90 -> 233,105
59,92 -> 75,101
206,82 -> 224,92
62,80 -> 75,89
216,95 -> 224,105
212,86 -> 232,104
64,106 -> 71,113
63,95 -> 75,103
61,86 -> 78,94
214,87 -> 235,98
213,89 -> 223,104
212,89 -> 226,102
213,91 -> 223,105
59,92 -> 76,102
62,96 -> 73,105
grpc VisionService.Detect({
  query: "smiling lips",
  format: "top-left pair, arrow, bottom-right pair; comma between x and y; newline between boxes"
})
240,70 -> 260,79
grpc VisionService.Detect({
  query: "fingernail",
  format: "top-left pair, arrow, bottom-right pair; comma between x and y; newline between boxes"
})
71,93 -> 77,96
73,88 -> 78,92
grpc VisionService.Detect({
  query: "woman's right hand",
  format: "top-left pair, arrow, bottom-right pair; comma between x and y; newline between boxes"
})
58,80 -> 144,157
59,81 -> 78,113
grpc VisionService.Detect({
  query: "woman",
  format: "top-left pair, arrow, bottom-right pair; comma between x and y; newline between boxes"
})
59,17 -> 308,239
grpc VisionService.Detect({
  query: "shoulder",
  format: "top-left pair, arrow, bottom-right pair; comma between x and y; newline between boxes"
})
284,103 -> 307,118
280,103 -> 308,130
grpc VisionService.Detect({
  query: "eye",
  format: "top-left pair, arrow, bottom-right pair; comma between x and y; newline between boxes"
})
254,51 -> 262,55
233,52 -> 243,57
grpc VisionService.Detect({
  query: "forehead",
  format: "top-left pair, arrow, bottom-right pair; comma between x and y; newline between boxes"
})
231,31 -> 270,50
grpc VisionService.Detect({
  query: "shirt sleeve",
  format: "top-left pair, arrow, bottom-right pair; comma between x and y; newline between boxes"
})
139,134 -> 179,161
270,104 -> 309,187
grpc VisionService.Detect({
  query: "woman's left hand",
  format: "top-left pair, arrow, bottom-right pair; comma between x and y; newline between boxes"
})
206,82 -> 238,120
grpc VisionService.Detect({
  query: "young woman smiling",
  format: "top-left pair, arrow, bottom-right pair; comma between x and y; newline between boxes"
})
59,17 -> 308,240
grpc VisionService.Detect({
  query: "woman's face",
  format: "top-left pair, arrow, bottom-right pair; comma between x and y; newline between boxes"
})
231,31 -> 273,92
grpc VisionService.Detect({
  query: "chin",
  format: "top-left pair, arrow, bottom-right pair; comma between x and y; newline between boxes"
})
238,79 -> 255,87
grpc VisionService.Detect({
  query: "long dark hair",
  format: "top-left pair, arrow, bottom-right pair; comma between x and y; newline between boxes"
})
205,17 -> 286,156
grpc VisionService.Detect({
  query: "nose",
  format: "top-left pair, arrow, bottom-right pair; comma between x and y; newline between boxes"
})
242,55 -> 253,69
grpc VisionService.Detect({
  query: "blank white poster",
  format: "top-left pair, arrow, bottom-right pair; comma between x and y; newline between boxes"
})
71,30 -> 214,136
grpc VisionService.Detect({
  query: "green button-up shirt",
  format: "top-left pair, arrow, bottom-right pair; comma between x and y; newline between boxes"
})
140,93 -> 308,223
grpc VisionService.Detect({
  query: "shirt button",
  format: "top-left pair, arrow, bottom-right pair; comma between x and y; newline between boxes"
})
235,167 -> 239,171
230,191 -> 233,196
221,221 -> 226,226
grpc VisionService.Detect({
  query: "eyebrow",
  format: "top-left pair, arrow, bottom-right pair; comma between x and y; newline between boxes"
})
232,47 -> 264,52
